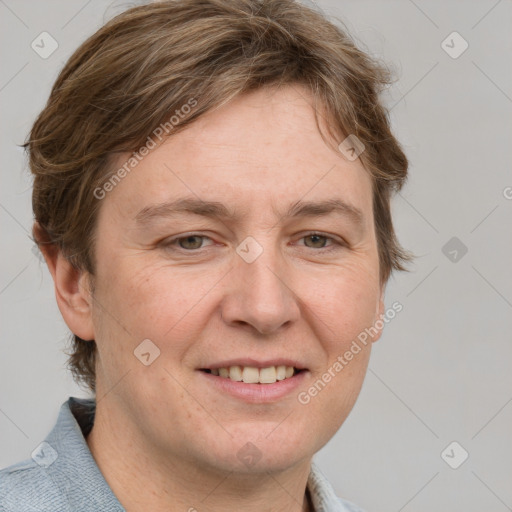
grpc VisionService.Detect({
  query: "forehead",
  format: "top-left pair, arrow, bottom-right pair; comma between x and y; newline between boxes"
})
103,85 -> 374,226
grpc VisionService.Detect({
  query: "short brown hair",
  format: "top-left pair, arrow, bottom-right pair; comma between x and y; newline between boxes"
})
27,0 -> 411,393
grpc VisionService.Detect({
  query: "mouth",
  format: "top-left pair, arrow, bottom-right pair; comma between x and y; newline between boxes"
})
200,365 -> 303,384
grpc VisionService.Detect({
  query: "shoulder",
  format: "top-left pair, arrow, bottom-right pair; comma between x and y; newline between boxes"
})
0,458 -> 70,512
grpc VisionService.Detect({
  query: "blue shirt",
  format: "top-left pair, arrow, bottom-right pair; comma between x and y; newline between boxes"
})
0,397 -> 365,512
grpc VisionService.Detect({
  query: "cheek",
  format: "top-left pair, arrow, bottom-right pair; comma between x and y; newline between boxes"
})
92,257 -> 224,350
303,261 -> 381,339
299,264 -> 379,407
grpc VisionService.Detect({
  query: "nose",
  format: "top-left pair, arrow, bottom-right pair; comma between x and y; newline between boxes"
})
220,243 -> 301,335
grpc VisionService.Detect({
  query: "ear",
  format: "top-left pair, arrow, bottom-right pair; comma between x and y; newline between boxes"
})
371,286 -> 386,343
34,223 -> 95,341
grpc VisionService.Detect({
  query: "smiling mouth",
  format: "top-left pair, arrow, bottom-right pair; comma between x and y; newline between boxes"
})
200,365 -> 303,384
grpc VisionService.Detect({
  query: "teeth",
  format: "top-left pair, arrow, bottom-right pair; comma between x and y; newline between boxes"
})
242,366 -> 260,384
211,365 -> 297,384
229,365 -> 243,381
259,366 -> 277,384
276,365 -> 286,381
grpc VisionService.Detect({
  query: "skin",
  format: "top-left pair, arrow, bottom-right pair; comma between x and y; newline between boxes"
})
41,85 -> 385,512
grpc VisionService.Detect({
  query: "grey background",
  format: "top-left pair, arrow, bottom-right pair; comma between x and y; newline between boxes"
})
1,1 -> 511,511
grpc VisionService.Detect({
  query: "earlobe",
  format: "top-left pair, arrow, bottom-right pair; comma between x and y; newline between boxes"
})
35,224 -> 95,341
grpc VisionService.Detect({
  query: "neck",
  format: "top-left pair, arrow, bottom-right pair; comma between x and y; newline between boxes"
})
86,398 -> 314,512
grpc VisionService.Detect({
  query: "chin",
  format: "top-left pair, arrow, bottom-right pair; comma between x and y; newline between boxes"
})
189,421 -> 320,475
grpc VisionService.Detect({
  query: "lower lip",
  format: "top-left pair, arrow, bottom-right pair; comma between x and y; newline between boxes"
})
198,370 -> 308,403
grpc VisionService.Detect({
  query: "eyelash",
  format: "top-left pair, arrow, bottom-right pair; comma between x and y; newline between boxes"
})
162,232 -> 345,254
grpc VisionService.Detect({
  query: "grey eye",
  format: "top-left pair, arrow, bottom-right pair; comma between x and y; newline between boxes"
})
178,235 -> 205,250
303,234 -> 328,248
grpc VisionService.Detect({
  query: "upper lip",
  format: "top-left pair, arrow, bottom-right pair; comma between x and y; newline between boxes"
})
199,358 -> 307,371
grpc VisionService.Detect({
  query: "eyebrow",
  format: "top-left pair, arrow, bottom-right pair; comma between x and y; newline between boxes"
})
134,197 -> 365,227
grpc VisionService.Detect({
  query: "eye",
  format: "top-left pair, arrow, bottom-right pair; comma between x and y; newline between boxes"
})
161,232 -> 344,254
303,233 -> 329,249
165,234 -> 214,251
298,232 -> 344,251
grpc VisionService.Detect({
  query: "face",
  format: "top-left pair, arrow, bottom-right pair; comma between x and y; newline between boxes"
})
86,85 -> 384,474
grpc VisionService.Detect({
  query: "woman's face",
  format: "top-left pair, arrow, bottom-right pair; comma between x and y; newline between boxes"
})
86,85 -> 384,474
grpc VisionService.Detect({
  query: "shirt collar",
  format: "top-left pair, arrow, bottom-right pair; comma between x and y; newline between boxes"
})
43,397 -> 125,511
307,463 -> 360,512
